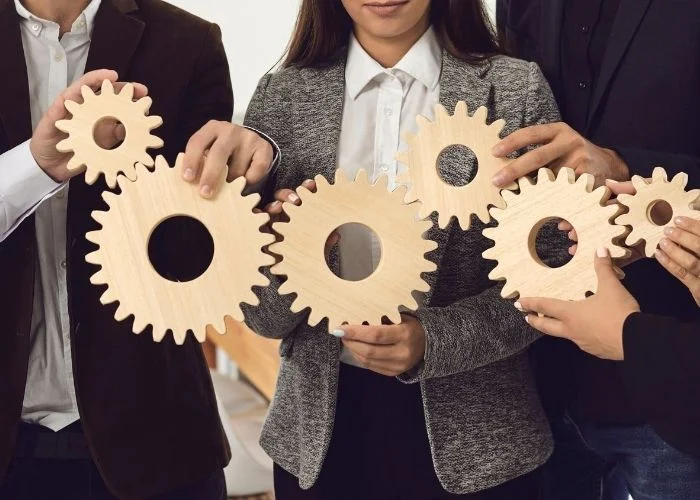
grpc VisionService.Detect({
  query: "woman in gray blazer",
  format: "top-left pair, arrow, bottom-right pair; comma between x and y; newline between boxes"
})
238,0 -> 563,498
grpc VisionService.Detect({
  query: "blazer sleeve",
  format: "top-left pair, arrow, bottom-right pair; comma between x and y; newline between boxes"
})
240,75 -> 308,340
622,312 -> 700,457
403,63 -> 561,381
615,147 -> 700,188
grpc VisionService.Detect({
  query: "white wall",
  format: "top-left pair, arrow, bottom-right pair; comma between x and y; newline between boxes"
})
167,0 -> 496,120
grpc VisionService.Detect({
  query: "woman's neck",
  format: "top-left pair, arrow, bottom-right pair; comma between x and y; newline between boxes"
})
354,18 -> 430,68
20,0 -> 90,35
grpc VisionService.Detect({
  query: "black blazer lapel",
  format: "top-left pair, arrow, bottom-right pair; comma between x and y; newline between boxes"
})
538,0 -> 564,97
588,0 -> 653,126
85,0 -> 144,78
0,1 -> 32,148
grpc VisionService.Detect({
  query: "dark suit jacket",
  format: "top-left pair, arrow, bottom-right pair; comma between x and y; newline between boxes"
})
623,313 -> 700,457
497,0 -> 700,425
0,0 -> 233,497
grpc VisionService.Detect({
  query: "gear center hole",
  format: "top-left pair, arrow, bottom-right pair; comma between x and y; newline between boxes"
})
326,223 -> 382,282
437,144 -> 478,187
647,200 -> 673,226
93,116 -> 126,151
148,216 -> 214,283
530,218 -> 576,269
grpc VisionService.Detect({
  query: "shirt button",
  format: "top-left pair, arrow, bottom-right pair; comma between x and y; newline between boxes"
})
54,52 -> 64,62
56,191 -> 65,199
77,19 -> 86,28
379,164 -> 390,172
384,108 -> 393,117
31,23 -> 40,32
580,25 -> 590,34
60,260 -> 67,269
578,81 -> 589,90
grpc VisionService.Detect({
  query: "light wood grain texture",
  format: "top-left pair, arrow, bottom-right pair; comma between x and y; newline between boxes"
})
206,319 -> 280,401
270,169 -> 437,330
396,102 -> 515,230
85,154 -> 276,345
616,167 -> 700,257
483,168 -> 630,301
55,80 -> 163,188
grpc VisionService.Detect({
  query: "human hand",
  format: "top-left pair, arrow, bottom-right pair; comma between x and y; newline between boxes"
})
31,69 -> 148,182
334,314 -> 426,376
657,216 -> 700,307
517,248 -> 640,361
491,122 -> 630,188
264,179 -> 340,262
182,121 -> 273,198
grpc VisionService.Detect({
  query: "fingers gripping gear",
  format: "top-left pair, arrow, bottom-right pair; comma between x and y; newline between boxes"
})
269,170 -> 438,329
85,155 -> 276,344
55,80 -> 164,188
396,101 -> 513,230
615,167 -> 700,257
482,168 -> 630,301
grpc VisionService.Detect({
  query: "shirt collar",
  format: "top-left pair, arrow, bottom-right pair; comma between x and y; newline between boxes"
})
14,0 -> 102,36
345,26 -> 442,101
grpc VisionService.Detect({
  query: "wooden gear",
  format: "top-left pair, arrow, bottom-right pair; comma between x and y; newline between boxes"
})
270,169 -> 437,329
56,80 -> 164,188
85,154 -> 276,344
482,168 -> 630,301
396,101 -> 514,230
615,167 -> 700,257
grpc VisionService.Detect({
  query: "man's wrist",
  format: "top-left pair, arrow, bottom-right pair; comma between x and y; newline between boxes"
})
604,147 -> 630,181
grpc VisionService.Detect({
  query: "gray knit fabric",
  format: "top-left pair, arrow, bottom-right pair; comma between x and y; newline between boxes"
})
241,51 -> 563,494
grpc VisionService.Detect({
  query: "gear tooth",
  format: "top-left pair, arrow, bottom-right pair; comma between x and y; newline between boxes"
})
119,83 -> 135,101
145,115 -> 163,130
334,168 -> 348,184
642,241 -> 657,258
315,173 -> 330,189
147,134 -> 164,149
55,137 -> 72,152
65,99 -> 82,116
501,282 -> 519,300
354,168 -> 369,184
67,155 -> 83,171
518,175 -> 535,190
625,230 -> 643,248
152,327 -> 169,343
139,152 -> 155,167
475,205 -> 492,224
136,95 -> 153,113
396,152 -> 410,166
415,115 -> 432,130
616,193 -> 633,207
489,118 -> 507,136
555,167 -> 575,184
437,211 -> 451,229
537,168 -> 556,184
615,212 -> 632,226
100,79 -> 115,95
100,287 -> 118,305
84,168 -> 101,186
230,175 -> 247,196
455,214 -> 472,231
434,103 -> 450,122
85,231 -> 101,245
91,210 -> 107,226
276,278 -> 293,295
454,101 -> 469,117
374,173 -> 389,190
385,309 -> 402,326
631,174 -> 649,191
578,173 -> 596,192
89,269 -> 106,284
501,189 -> 518,205
471,106 -> 488,123
671,171 -> 689,188
154,155 -> 169,171
306,308 -> 323,327
114,305 -> 130,322
85,250 -> 101,267
391,183 -> 408,200
651,167 -> 668,182
55,116 -> 73,133
80,85 -> 95,102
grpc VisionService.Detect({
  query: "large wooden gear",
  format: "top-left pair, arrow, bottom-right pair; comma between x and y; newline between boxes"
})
396,101 -> 513,229
615,167 -> 700,257
85,154 -> 276,344
55,80 -> 163,188
270,169 -> 437,329
482,168 -> 630,301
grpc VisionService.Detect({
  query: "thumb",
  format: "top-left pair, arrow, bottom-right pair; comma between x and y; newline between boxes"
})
605,179 -> 636,196
594,247 -> 619,290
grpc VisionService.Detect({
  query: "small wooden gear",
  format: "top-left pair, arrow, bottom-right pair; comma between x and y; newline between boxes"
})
56,80 -> 164,188
615,167 -> 700,257
396,101 -> 514,230
85,154 -> 276,344
270,169 -> 437,329
482,168 -> 630,301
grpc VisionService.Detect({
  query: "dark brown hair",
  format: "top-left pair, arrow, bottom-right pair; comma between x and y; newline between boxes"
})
283,0 -> 502,68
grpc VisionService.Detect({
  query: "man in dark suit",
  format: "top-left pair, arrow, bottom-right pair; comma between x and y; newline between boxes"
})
494,1 -> 700,499
0,0 -> 274,498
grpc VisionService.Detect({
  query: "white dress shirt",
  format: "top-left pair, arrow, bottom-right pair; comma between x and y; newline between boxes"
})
0,0 -> 102,431
336,28 -> 442,365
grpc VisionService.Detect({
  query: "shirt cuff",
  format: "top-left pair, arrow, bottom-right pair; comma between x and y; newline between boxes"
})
242,125 -> 280,194
0,140 -> 65,242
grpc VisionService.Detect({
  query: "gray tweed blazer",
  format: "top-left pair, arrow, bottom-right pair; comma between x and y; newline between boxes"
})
242,51 -> 562,494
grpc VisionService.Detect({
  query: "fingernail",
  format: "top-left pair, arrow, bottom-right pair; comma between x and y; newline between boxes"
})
492,144 -> 505,156
492,172 -> 507,187
597,247 -> 609,258
331,329 -> 345,338
665,227 -> 675,236
660,238 -> 670,248
655,249 -> 668,262
200,185 -> 212,197
288,193 -> 300,203
608,179 -> 619,184
514,301 -> 523,311
302,179 -> 314,187
183,168 -> 195,181
525,315 -> 531,324
675,217 -> 687,227
271,200 -> 281,208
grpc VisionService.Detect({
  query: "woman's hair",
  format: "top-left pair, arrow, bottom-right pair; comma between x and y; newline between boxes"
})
283,0 -> 502,68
